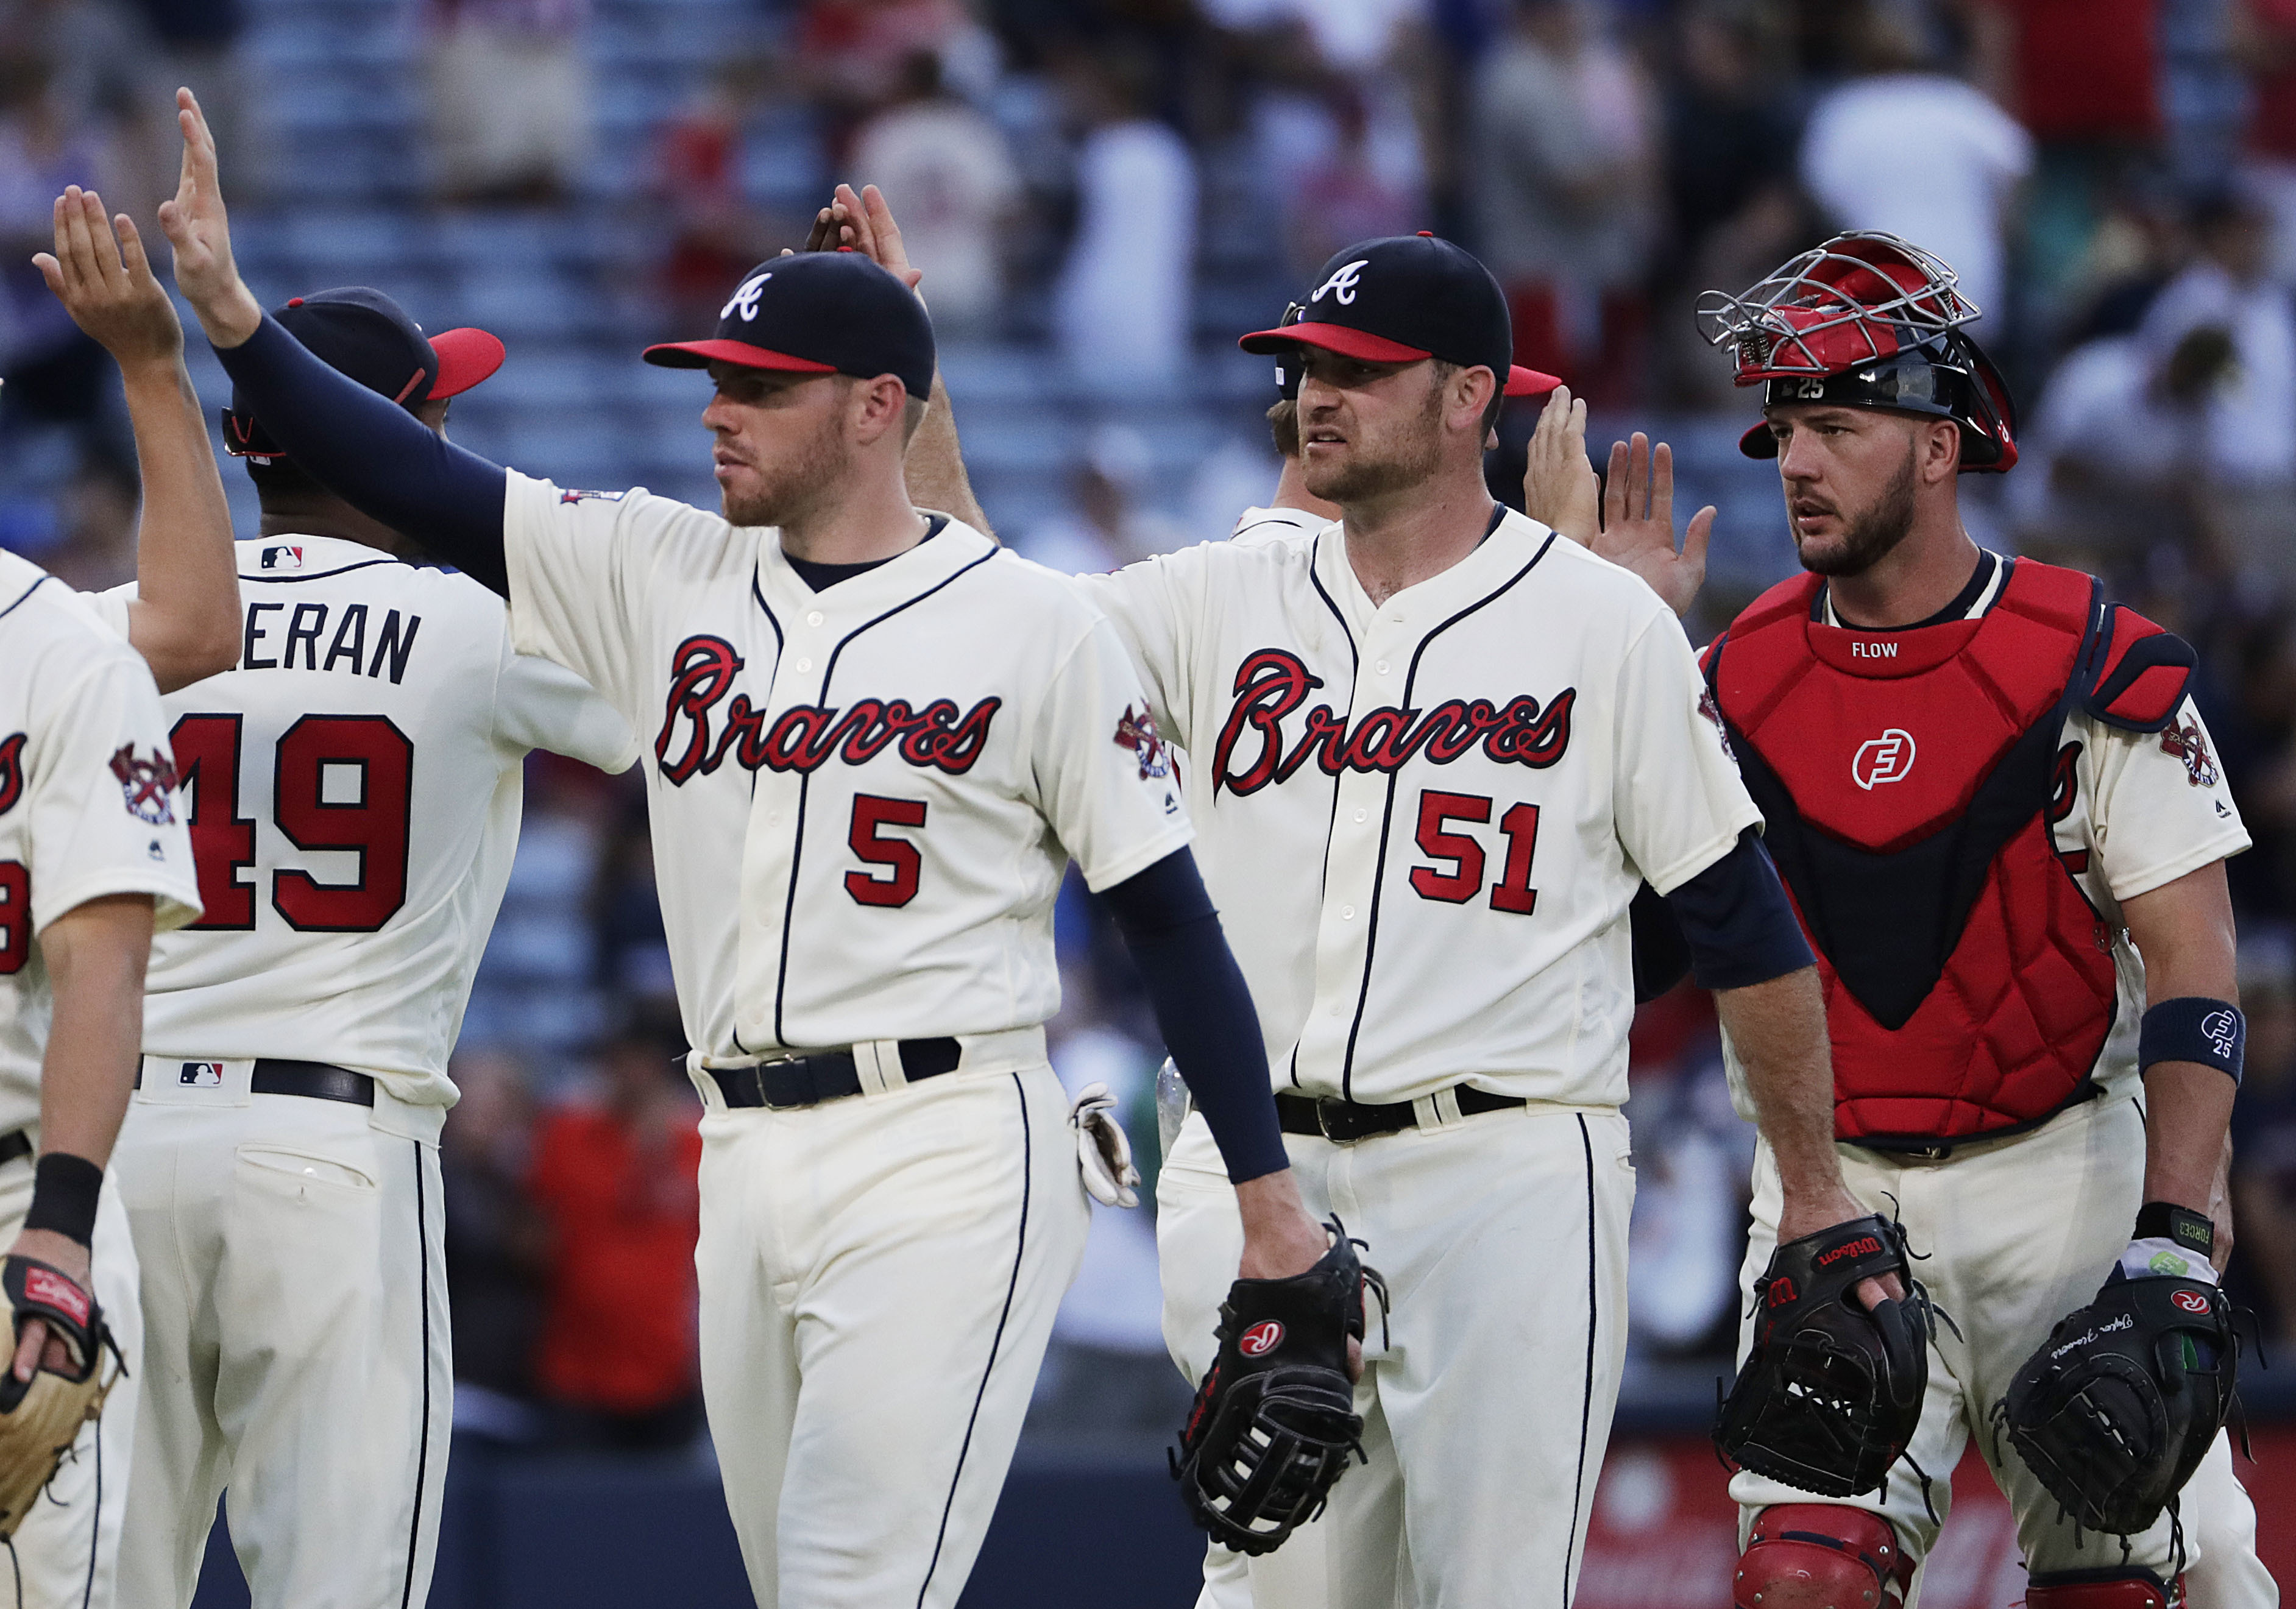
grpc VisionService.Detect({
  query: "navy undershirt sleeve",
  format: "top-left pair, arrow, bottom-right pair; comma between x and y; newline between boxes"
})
1629,882 -> 1693,1003
1660,830 -> 1814,992
1096,849 -> 1289,1184
213,315 -> 512,593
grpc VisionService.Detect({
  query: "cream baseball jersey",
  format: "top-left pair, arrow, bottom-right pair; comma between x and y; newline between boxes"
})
89,536 -> 639,1108
1079,509 -> 1760,1108
0,551 -> 201,1133
498,474 -> 1192,1064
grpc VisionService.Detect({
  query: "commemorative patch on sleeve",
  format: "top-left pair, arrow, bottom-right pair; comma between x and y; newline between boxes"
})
1115,704 -> 1171,780
2160,717 -> 2219,788
108,744 -> 180,825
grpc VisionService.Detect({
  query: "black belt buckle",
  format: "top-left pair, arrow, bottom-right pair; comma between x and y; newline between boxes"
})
1317,1097 -> 1387,1145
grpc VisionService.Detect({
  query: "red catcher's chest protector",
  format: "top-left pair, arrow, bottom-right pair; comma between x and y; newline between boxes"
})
1705,559 -> 2195,1150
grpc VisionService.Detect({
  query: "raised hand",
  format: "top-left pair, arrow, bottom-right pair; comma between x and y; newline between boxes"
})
33,187 -> 182,372
1596,432 -> 1713,620
1523,384 -> 1600,546
155,87 -> 263,347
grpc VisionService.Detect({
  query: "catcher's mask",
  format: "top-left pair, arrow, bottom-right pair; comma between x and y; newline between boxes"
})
1697,232 -> 2018,473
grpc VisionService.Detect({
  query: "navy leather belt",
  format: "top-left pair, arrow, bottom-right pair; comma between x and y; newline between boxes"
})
1276,1086 -> 1526,1144
710,1038 -> 962,1111
253,1059 -> 375,1106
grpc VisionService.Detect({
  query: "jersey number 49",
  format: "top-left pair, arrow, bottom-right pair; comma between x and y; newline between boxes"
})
169,713 -> 413,933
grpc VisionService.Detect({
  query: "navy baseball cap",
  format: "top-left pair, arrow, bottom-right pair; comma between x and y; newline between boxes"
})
225,286 -> 504,459
643,251 -> 936,401
1246,235 -> 1561,400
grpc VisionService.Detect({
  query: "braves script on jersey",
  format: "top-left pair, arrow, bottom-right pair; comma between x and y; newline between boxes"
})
0,552 -> 201,1134
90,537 -> 637,1112
1080,510 -> 1757,1105
497,476 -> 1190,1064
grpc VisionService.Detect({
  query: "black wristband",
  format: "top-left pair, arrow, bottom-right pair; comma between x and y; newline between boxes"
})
2134,1200 -> 2214,1261
2138,997 -> 2244,1084
23,1153 -> 102,1248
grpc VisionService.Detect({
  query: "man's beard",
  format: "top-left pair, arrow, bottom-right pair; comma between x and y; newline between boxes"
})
720,412 -> 851,529
1795,446 -> 1918,578
1302,384 -> 1446,504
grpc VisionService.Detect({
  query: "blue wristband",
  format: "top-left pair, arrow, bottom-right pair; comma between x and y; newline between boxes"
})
2138,997 -> 2245,1084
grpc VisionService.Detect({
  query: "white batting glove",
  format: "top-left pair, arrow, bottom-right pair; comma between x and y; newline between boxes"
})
1069,1082 -> 1141,1209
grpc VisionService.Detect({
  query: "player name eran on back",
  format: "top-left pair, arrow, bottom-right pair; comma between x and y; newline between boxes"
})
239,598 -> 422,684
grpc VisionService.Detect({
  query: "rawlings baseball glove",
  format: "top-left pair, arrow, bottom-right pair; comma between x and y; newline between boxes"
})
1170,1223 -> 1382,1556
1994,1269 -> 2235,1537
1716,1214 -> 1932,1498
0,1256 -> 118,1537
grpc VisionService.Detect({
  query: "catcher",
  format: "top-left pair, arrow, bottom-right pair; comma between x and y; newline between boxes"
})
1530,232 -> 2271,1609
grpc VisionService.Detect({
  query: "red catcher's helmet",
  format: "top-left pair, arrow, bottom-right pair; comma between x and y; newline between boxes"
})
1696,232 -> 2018,473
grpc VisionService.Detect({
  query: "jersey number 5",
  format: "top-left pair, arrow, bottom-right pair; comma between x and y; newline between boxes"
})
846,794 -> 926,908
1409,790 -> 1540,914
171,712 -> 414,933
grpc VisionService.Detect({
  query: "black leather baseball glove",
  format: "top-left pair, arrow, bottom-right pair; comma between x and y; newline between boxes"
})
1169,1223 -> 1381,1557
1994,1269 -> 2235,1537
1715,1214 -> 1932,1498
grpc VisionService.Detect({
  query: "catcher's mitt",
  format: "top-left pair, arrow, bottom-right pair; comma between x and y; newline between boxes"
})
1716,1214 -> 1932,1498
1994,1270 -> 2235,1538
1169,1223 -> 1381,1557
0,1256 -> 118,1538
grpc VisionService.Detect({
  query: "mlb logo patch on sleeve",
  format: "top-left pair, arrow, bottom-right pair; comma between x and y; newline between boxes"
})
260,545 -> 305,571
179,1062 -> 224,1087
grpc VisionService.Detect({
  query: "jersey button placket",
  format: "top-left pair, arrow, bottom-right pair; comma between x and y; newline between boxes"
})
1300,631 -> 1401,1080
734,614 -> 829,1050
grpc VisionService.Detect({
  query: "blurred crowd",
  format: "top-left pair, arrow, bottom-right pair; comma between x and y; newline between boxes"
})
16,0 -> 2296,1440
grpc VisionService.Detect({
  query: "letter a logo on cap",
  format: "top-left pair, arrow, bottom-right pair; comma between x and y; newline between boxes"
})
1313,260 -> 1370,306
721,272 -> 773,322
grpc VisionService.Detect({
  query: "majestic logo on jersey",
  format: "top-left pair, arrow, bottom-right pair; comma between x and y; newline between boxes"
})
655,635 -> 1000,785
1850,729 -> 1916,790
108,744 -> 179,825
259,545 -> 303,571
1311,260 -> 1369,306
2160,717 -> 2219,787
1210,648 -> 1574,797
178,1062 -> 224,1087
1114,704 -> 1171,780
721,272 -> 772,321
0,734 -> 22,816
558,489 -> 628,505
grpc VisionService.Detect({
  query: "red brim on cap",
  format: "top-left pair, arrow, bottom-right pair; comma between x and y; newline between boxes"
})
641,339 -> 840,375
1236,322 -> 1430,362
1740,421 -> 1777,459
431,328 -> 505,398
1504,365 -> 1563,398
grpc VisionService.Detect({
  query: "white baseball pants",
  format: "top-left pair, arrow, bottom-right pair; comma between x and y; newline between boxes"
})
1158,1100 -> 1635,1609
1731,1092 -> 2275,1607
693,1048 -> 1090,1609
0,1155 -> 140,1609
110,1063 -> 450,1609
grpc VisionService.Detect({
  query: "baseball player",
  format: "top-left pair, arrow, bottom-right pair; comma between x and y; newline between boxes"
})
852,200 -> 1880,1605
84,267 -> 641,1605
1531,232 -> 2273,1609
0,180 -> 245,1609
160,91 -> 1334,1609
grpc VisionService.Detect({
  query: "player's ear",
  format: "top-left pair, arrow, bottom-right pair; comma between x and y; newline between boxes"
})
849,373 -> 910,447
